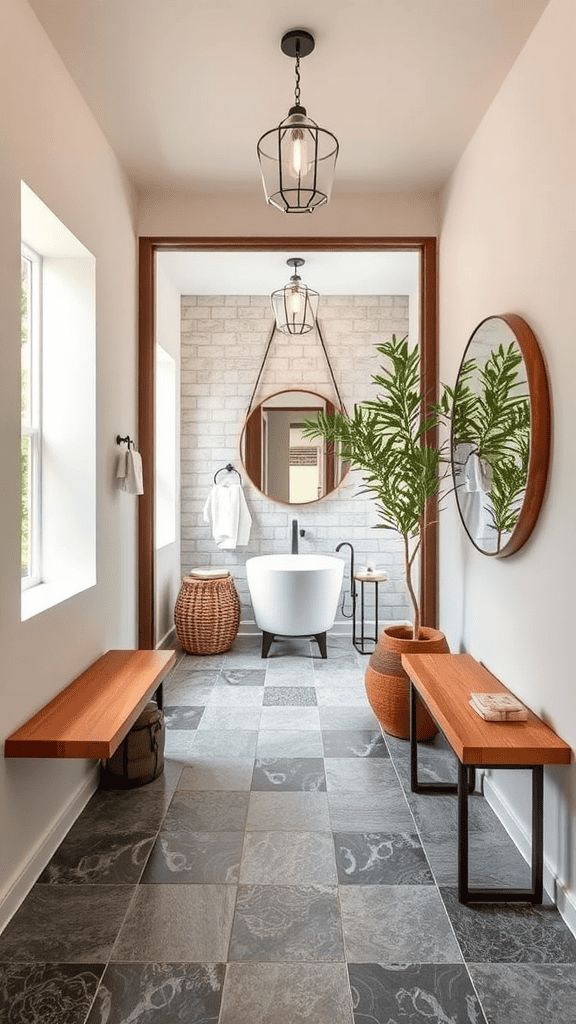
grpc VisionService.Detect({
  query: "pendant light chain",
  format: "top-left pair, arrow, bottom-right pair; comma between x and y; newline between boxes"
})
294,52 -> 301,107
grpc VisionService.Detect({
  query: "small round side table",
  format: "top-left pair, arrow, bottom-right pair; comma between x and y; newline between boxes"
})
352,569 -> 388,654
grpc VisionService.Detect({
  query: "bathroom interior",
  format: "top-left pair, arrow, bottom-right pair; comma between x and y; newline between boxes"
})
1,1 -> 576,1022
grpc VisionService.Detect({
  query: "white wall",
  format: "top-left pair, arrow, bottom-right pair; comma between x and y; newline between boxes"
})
155,261 -> 181,644
439,0 -> 576,929
0,0 -> 137,926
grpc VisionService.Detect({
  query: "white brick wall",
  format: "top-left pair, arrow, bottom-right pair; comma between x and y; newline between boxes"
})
180,294 -> 412,627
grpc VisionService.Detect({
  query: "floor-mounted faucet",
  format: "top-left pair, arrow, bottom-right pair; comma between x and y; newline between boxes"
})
291,519 -> 305,554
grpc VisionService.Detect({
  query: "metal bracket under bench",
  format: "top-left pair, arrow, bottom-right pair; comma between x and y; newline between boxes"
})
402,652 -> 571,905
4,649 -> 176,760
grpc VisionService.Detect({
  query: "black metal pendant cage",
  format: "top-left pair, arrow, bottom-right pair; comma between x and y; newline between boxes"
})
271,259 -> 319,334
257,107 -> 339,214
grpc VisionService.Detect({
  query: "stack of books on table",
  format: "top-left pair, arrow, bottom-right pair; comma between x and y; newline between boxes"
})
469,692 -> 528,721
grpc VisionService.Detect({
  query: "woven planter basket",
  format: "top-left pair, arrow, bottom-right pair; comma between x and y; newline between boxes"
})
175,574 -> 240,655
365,624 -> 449,740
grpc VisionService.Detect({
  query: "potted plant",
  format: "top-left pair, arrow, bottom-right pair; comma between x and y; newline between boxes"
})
302,334 -> 451,739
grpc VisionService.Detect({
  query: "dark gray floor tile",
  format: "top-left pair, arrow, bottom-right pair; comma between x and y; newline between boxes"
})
37,830 -> 155,885
87,962 -> 225,1024
440,887 -> 576,962
229,885 -> 345,961
219,668 -> 266,686
468,963 -> 576,1024
406,790 -> 501,838
251,758 -> 326,792
240,832 -> 337,885
111,885 -> 236,961
220,963 -> 354,1024
263,687 -> 318,706
322,730 -> 389,758
141,831 -> 243,883
162,791 -> 249,832
422,831 -> 534,890
164,705 -> 204,729
340,887 -> 462,963
349,963 -> 487,1024
76,778 -> 173,835
334,832 -> 433,885
0,962 -> 104,1023
0,886 -> 135,963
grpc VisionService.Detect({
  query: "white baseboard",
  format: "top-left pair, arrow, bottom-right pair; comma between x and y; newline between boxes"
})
483,772 -> 576,938
156,625 -> 177,650
0,766 -> 99,934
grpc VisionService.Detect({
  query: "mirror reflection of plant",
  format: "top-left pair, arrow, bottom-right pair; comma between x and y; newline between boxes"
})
438,342 -> 530,542
302,335 -> 450,640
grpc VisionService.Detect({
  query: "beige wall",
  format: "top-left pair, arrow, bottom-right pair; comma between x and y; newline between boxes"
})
0,0 -> 137,925
137,187 -> 440,239
439,0 -> 576,930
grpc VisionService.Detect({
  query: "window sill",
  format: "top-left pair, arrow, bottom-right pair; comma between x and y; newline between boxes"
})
21,576 -> 96,621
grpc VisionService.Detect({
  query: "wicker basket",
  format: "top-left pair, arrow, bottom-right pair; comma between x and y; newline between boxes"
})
174,573 -> 240,655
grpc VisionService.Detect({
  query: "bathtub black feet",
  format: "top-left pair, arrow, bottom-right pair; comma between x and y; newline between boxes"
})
260,630 -> 327,658
261,631 -> 275,659
314,632 -> 327,659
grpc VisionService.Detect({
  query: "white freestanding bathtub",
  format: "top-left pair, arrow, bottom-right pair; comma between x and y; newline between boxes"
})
246,554 -> 344,658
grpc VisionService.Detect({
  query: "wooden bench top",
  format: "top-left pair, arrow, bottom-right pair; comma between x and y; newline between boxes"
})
4,649 -> 176,760
402,653 -> 571,767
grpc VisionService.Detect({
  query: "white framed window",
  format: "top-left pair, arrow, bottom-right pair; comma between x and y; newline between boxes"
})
21,243 -> 42,589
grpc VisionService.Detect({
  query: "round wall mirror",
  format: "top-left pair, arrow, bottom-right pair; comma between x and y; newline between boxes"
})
240,389 -> 349,505
451,314 -> 551,557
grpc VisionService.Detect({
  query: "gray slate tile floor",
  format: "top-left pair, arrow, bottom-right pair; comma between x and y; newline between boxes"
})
1,633 -> 576,1023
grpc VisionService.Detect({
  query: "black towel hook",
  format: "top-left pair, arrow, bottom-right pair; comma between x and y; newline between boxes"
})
214,463 -> 242,484
117,434 -> 134,449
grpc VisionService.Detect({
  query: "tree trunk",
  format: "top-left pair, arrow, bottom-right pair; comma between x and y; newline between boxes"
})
403,533 -> 421,640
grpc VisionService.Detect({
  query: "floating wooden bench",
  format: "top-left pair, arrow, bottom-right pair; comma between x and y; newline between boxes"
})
402,653 -> 572,905
4,649 -> 176,760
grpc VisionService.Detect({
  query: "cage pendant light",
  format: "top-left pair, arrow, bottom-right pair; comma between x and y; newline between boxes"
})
271,258 -> 319,334
257,30 -> 339,213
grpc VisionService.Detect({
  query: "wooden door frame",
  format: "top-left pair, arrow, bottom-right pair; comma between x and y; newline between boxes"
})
138,236 -> 438,649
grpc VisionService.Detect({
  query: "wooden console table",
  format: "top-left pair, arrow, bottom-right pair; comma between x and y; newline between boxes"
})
401,652 -> 571,904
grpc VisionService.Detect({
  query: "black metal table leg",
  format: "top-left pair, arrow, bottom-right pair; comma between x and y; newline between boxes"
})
409,682 -> 459,795
458,760 -> 470,902
155,682 -> 163,712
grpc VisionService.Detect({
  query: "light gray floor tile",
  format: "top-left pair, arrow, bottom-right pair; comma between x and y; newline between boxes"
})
313,656 -> 364,684
110,884 -> 236,961
259,707 -> 320,731
256,730 -> 324,758
197,706 -> 262,731
205,687 -> 264,706
318,705 -> 380,730
251,757 -> 326,792
240,831 -> 337,885
246,792 -> 331,832
177,759 -> 254,792
264,657 -> 315,686
229,884 -> 344,962
218,668 -> 266,686
328,791 -> 415,832
191,730 -> 258,759
220,963 -> 354,1024
315,689 -> 371,706
340,886 -> 463,963
164,731 -> 197,764
163,791 -> 249,832
325,758 -> 400,792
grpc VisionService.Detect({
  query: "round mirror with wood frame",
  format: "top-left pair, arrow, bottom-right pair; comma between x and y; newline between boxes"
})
451,313 -> 551,557
240,388 -> 349,505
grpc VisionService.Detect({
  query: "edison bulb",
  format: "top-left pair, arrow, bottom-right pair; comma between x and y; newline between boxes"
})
287,127 -> 310,180
287,285 -> 302,316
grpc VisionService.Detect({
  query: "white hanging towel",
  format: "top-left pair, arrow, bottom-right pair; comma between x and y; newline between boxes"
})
203,478 -> 252,549
117,448 -> 144,495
